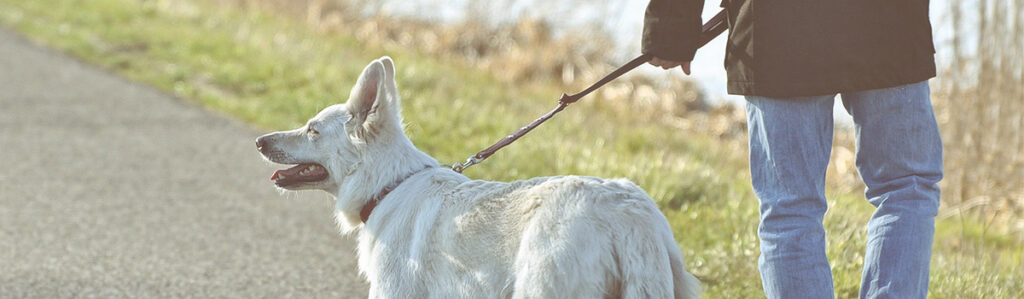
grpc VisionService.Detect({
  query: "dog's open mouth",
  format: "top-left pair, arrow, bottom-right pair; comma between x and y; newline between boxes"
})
271,163 -> 328,187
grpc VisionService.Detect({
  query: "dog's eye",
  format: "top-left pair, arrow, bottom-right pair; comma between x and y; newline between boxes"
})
307,127 -> 319,135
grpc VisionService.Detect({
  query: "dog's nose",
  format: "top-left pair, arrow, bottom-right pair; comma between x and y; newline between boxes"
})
256,136 -> 268,151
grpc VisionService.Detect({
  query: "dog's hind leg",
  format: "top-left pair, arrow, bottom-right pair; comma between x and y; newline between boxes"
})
661,225 -> 702,299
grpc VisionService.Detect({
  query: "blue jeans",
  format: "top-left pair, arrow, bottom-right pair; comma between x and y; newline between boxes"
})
745,81 -> 943,299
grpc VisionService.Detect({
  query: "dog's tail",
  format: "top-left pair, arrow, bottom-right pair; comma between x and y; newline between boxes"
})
661,227 -> 702,299
615,209 -> 702,299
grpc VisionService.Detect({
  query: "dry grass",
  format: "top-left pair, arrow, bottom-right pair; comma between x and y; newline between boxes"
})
933,0 -> 1024,236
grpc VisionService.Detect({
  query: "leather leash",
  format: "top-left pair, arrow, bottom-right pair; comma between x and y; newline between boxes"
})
451,9 -> 729,173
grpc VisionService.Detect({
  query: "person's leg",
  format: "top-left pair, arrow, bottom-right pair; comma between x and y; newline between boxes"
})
746,94 -> 837,299
841,81 -> 942,299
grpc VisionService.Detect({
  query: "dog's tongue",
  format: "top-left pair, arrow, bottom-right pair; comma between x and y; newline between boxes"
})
271,163 -> 315,181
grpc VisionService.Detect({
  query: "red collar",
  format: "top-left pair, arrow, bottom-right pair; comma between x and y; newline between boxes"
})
359,166 -> 435,224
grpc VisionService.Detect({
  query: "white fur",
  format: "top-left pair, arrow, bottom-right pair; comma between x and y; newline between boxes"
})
257,57 -> 701,299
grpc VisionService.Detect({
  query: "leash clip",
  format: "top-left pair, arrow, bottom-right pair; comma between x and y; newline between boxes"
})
451,155 -> 484,173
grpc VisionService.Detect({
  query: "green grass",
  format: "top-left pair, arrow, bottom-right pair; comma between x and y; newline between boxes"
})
2,0 -> 1020,297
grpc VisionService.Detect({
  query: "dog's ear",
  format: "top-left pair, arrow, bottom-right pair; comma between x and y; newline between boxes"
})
346,58 -> 400,139
379,56 -> 396,92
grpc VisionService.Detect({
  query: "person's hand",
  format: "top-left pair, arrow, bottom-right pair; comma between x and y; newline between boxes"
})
649,57 -> 691,75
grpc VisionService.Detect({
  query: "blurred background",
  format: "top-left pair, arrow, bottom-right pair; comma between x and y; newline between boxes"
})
1,0 -> 1020,297
221,0 -> 1024,237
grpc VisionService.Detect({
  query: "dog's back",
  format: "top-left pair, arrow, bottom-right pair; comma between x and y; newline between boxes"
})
498,175 -> 700,299
365,170 -> 701,298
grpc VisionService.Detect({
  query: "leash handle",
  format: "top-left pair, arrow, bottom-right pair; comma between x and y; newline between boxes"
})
699,9 -> 729,48
453,10 -> 729,173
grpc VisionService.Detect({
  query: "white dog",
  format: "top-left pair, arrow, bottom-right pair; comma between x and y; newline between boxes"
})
256,57 -> 701,299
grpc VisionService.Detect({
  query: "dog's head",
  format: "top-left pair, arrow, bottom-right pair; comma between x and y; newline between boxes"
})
255,56 -> 415,194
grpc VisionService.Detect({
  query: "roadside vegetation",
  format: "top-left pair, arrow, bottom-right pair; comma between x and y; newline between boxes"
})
1,0 -> 1019,297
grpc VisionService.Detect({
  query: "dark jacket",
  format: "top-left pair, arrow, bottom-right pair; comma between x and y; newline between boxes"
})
643,0 -> 937,97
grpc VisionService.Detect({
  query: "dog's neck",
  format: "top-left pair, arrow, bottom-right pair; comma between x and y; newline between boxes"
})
359,165 -> 436,223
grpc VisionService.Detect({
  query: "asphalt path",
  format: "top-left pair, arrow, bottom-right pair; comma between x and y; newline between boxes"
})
0,28 -> 368,298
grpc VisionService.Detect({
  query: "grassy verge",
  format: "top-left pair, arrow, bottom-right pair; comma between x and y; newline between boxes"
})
2,0 -> 1019,297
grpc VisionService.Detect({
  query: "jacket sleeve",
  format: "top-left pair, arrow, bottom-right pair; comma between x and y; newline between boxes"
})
642,0 -> 705,62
